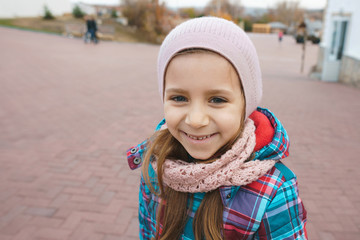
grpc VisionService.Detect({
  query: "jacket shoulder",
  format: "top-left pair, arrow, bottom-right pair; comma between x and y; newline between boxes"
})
127,119 -> 166,170
223,162 -> 298,238
274,161 -> 296,181
241,161 -> 296,200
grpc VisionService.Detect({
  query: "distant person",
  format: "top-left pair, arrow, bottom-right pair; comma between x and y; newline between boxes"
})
127,17 -> 307,239
85,15 -> 98,44
278,30 -> 284,42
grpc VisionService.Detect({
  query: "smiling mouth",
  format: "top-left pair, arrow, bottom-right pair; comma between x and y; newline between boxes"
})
185,132 -> 214,140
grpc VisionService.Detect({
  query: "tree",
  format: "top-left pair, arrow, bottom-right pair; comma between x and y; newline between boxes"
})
122,0 -> 148,29
178,8 -> 197,18
121,0 -> 167,42
205,0 -> 244,21
72,5 -> 85,19
43,5 -> 55,20
270,0 -> 304,27
258,13 -> 276,24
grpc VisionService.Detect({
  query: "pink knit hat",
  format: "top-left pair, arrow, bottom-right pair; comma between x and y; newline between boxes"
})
157,16 -> 262,119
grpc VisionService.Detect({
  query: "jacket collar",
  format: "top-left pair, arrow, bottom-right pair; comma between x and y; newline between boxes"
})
253,107 -> 290,161
219,107 -> 290,204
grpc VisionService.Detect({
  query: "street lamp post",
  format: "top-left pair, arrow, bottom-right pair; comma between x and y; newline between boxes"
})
299,21 -> 307,73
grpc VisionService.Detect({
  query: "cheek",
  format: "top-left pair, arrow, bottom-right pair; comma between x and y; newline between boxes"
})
164,105 -> 183,129
214,110 -> 242,134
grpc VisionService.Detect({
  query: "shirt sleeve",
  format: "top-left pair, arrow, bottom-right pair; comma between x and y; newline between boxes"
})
128,119 -> 166,171
256,177 -> 308,239
139,173 -> 154,240
127,140 -> 148,170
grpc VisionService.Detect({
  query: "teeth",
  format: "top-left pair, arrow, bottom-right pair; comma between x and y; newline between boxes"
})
187,133 -> 211,140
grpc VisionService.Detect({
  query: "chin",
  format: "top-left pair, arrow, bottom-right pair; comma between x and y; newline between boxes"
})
188,151 -> 214,161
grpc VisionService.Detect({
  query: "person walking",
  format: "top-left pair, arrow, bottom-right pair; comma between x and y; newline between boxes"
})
85,15 -> 98,44
278,30 -> 284,42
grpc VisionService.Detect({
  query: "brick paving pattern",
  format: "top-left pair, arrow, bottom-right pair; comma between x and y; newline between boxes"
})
0,26 -> 359,240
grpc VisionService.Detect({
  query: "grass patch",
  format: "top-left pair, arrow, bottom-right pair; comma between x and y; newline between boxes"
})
0,18 -> 16,27
0,17 -> 64,34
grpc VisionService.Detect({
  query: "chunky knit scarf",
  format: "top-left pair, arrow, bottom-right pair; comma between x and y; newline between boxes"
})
151,119 -> 277,193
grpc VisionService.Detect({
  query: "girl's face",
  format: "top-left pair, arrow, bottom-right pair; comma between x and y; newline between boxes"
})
164,52 -> 245,160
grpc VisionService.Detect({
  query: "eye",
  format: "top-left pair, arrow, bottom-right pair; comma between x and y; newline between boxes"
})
210,97 -> 227,104
171,96 -> 187,102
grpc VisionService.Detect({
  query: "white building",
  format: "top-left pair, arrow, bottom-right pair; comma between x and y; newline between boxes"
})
75,2 -> 96,16
315,0 -> 360,87
0,0 -> 72,18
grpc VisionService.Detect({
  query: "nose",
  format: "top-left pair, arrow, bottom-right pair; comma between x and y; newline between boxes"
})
185,104 -> 209,128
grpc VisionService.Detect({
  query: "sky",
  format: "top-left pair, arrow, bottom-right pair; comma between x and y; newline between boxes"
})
71,0 -> 327,9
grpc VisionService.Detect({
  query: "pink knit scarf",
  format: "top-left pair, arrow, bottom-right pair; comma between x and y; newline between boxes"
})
151,119 -> 277,193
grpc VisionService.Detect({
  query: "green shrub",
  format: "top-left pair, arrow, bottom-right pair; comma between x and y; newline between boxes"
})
43,5 -> 55,20
111,9 -> 118,18
243,19 -> 252,32
73,5 -> 85,18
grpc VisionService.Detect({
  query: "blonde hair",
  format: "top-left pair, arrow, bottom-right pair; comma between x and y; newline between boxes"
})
142,49 -> 246,240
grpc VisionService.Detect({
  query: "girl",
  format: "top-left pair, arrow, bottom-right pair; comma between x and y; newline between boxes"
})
127,17 -> 307,240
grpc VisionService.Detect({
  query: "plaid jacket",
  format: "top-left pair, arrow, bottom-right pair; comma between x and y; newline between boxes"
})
127,108 -> 307,239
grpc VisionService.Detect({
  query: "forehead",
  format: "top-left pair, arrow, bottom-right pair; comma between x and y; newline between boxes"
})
165,52 -> 241,92
166,51 -> 230,76
166,50 -> 241,80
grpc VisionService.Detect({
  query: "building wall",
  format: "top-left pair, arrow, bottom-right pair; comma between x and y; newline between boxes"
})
315,46 -> 325,72
0,0 -> 72,18
252,24 -> 271,33
77,3 -> 96,16
319,0 -> 360,86
321,0 -> 360,60
339,56 -> 360,87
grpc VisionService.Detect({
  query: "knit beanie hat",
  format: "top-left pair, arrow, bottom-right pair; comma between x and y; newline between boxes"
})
157,16 -> 262,119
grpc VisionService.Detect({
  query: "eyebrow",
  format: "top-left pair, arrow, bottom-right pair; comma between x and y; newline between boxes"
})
165,88 -> 187,94
165,88 -> 233,95
206,89 -> 233,95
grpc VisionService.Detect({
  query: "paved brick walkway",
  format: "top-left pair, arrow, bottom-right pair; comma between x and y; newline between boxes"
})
0,26 -> 359,240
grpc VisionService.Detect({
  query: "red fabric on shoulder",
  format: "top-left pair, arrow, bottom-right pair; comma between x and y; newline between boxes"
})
249,110 -> 275,152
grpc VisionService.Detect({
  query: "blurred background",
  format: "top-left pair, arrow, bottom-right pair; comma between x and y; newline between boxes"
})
0,0 -> 325,44
2,0 -> 358,85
